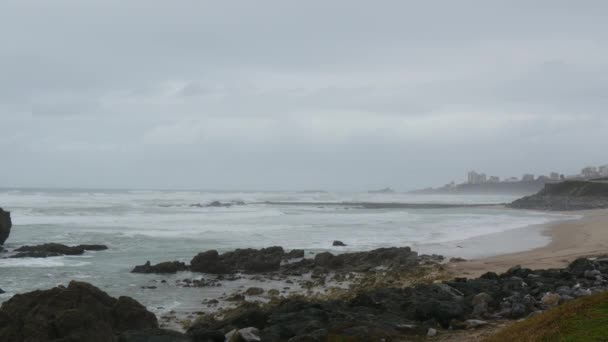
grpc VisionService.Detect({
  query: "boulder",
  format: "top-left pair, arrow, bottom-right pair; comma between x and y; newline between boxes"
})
190,250 -> 232,274
0,281 -> 157,342
190,247 -> 286,274
0,208 -> 12,245
568,258 -> 596,276
132,261 -> 188,274
332,240 -> 346,246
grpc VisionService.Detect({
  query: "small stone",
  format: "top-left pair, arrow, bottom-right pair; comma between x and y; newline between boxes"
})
472,292 -> 493,306
427,328 -> 437,337
244,287 -> 264,296
541,293 -> 561,307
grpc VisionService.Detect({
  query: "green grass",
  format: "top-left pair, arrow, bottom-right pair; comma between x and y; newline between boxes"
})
485,291 -> 608,342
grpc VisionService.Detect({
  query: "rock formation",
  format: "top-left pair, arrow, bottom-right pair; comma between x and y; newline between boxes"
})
510,180 -> 608,210
0,208 -> 12,245
0,281 -> 161,342
10,243 -> 108,258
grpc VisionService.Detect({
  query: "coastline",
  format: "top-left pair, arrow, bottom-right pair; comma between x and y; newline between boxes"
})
449,208 -> 608,278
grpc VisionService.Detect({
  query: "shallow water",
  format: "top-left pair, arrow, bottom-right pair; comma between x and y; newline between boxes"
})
0,189 -> 576,318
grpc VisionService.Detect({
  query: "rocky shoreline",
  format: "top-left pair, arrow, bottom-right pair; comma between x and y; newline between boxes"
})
4,244 -> 608,341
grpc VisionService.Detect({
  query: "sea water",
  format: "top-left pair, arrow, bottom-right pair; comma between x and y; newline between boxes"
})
0,189 -> 576,318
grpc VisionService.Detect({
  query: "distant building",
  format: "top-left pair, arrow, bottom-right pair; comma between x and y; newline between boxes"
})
467,171 -> 487,184
600,165 -> 608,177
504,177 -> 519,183
522,174 -> 535,182
488,176 -> 500,183
582,166 -> 599,179
537,175 -> 550,182
550,172 -> 560,181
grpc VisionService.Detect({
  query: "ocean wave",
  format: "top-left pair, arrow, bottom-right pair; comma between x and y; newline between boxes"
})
0,258 -> 91,268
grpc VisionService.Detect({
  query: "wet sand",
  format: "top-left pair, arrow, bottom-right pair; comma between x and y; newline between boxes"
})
450,208 -> 608,278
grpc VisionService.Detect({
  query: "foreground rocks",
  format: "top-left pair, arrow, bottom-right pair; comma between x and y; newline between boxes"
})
186,256 -> 608,341
10,243 -> 108,258
0,281 -> 173,342
510,180 -> 608,210
0,208 -> 12,245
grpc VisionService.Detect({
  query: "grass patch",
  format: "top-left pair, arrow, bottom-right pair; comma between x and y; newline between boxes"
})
485,291 -> 608,342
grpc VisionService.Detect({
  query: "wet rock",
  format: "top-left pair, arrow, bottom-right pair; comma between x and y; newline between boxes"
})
190,250 -> 232,274
284,249 -> 305,259
0,281 -> 157,342
0,208 -> 12,245
13,243 -> 86,257
244,287 -> 264,296
77,244 -> 109,251
132,261 -> 188,274
332,240 -> 346,246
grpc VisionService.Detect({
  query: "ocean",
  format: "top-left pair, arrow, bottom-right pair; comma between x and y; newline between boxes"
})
0,189 -> 576,320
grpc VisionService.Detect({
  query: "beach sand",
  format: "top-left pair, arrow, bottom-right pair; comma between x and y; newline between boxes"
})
449,208 -> 608,278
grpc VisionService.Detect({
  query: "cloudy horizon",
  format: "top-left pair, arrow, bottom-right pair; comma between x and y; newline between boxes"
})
1,1 -> 607,191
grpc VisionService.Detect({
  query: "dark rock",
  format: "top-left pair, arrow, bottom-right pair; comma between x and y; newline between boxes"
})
119,328 -> 191,342
0,281 -> 157,342
0,208 -> 11,245
568,257 -> 597,277
191,247 -> 285,274
187,329 -> 224,342
14,243 -> 85,256
190,250 -> 232,274
244,287 -> 264,296
10,251 -> 64,258
311,247 -> 418,273
332,240 -> 347,246
77,244 -> 109,251
284,249 -> 305,259
132,261 -> 189,274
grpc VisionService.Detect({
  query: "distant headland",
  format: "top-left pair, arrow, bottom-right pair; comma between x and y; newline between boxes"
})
410,164 -> 608,195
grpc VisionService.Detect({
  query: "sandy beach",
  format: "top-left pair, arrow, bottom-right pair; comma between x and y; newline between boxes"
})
450,208 -> 608,278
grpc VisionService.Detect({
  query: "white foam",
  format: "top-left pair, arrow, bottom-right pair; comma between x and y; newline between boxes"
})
0,257 -> 91,268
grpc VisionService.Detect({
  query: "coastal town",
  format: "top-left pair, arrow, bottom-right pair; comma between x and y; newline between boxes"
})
412,163 -> 608,194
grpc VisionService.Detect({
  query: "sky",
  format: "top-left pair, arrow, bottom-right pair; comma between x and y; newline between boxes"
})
1,1 -> 607,191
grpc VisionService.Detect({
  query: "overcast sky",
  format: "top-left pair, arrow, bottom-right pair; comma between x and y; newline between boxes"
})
1,1 -> 607,191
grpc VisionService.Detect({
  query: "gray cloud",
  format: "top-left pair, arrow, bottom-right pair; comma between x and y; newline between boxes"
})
1,0 -> 607,190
